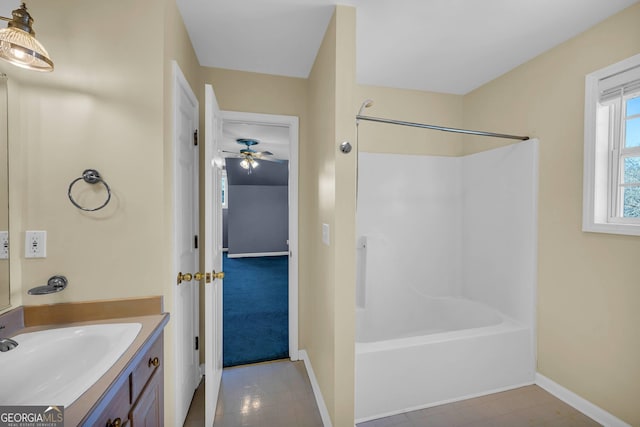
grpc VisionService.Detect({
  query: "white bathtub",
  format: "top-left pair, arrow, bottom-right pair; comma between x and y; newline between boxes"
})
355,297 -> 535,422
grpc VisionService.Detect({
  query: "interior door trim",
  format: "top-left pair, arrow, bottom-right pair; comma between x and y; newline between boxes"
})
220,110 -> 300,361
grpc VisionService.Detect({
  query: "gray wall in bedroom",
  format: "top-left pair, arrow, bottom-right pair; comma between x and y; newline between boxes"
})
227,185 -> 289,255
224,158 -> 289,255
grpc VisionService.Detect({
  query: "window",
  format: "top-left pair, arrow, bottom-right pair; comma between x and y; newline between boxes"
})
221,171 -> 228,209
583,53 -> 640,235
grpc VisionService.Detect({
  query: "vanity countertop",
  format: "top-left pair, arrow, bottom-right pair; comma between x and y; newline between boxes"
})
32,314 -> 168,425
0,297 -> 169,426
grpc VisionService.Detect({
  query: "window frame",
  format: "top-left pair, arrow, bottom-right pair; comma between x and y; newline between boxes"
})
221,170 -> 228,209
583,53 -> 640,236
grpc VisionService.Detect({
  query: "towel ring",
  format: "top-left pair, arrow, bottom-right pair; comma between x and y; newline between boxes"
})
68,169 -> 112,211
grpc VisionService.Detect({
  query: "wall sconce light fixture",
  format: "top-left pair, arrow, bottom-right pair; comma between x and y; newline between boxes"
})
0,2 -> 53,72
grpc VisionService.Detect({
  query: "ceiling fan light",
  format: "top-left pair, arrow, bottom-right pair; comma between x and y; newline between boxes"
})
240,158 -> 250,169
250,159 -> 259,168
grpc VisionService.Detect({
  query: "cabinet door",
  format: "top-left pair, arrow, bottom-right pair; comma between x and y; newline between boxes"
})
129,367 -> 163,427
88,378 -> 130,427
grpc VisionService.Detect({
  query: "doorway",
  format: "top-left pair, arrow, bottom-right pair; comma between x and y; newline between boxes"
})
219,112 -> 299,367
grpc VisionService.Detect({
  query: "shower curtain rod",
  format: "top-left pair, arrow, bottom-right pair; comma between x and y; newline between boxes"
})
356,115 -> 529,141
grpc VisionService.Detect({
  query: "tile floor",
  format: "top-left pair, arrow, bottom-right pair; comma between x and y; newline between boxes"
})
183,359 -> 323,427
184,360 -> 601,427
356,386 -> 601,427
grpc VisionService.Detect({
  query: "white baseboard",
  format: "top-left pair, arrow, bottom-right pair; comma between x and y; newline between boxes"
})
536,373 -> 630,427
299,350 -> 332,427
227,251 -> 288,258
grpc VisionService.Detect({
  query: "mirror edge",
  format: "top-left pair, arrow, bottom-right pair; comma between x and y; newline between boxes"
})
0,73 -> 10,311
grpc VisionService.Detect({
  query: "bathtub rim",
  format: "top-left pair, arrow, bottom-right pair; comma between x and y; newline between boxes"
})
355,310 -> 528,354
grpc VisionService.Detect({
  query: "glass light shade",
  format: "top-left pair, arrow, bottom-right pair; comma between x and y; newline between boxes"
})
250,159 -> 259,168
240,158 -> 250,169
0,26 -> 53,71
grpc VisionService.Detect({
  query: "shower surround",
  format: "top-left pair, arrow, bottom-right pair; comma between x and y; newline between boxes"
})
355,140 -> 539,421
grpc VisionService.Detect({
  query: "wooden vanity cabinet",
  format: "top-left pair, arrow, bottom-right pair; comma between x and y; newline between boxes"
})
90,379 -> 130,427
129,335 -> 164,427
85,334 -> 164,427
129,363 -> 163,427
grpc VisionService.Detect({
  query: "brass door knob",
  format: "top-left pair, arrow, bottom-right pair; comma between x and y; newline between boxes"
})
194,272 -> 204,281
106,418 -> 122,427
203,271 -> 224,284
177,272 -> 193,285
148,357 -> 160,368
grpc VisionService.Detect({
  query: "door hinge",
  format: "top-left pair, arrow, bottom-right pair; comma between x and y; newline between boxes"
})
194,235 -> 198,249
195,336 -> 199,350
193,129 -> 198,146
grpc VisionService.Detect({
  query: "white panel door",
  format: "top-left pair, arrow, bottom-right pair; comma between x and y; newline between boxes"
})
173,62 -> 200,427
204,84 -> 224,426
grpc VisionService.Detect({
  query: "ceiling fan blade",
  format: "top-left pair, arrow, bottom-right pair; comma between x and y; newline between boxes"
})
251,151 -> 274,159
260,157 -> 286,163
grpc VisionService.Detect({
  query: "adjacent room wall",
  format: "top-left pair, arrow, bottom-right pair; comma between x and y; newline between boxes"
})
332,8 -> 357,423
305,6 -> 357,425
225,158 -> 289,256
305,9 -> 339,422
463,4 -> 640,425
226,185 -> 288,255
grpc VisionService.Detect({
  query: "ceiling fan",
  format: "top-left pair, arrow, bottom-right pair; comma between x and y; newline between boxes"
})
223,138 -> 283,173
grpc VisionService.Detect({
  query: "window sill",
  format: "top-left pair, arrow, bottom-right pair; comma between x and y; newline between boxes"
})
582,221 -> 640,236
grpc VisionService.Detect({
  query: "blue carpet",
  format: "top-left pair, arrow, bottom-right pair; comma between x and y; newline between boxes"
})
223,253 -> 289,367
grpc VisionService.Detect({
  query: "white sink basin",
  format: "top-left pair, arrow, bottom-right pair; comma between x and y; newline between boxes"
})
0,322 -> 141,407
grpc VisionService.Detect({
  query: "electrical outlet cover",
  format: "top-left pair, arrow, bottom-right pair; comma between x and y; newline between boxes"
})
25,230 -> 47,258
0,231 -> 8,260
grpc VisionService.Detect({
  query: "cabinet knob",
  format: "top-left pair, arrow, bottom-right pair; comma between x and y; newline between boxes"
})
148,356 -> 160,368
106,418 -> 122,427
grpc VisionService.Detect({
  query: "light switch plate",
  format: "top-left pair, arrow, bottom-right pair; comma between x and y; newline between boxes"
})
322,223 -> 330,246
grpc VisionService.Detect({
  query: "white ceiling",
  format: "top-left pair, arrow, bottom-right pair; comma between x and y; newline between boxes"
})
177,0 -> 638,95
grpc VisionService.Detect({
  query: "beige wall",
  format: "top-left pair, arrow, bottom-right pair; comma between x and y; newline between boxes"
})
0,0 -> 202,424
3,0 -> 165,304
305,6 -> 357,425
305,9 -> 339,423
332,7 -> 357,425
355,85 -> 463,156
463,4 -> 640,425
